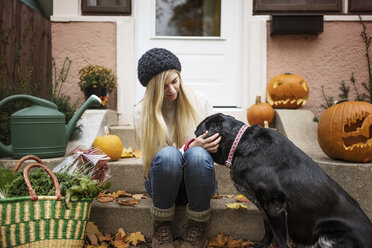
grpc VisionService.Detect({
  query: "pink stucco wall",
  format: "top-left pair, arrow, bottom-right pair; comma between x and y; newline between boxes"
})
51,20 -> 372,117
267,21 -> 372,118
51,22 -> 117,109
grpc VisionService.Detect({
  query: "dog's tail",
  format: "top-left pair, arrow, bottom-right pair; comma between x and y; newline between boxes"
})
313,218 -> 356,248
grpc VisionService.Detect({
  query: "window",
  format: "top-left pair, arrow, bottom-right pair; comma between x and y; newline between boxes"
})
254,0 -> 342,14
155,0 -> 221,37
349,0 -> 372,12
82,0 -> 131,15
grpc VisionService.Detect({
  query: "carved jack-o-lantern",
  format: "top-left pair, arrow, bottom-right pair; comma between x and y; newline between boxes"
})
266,73 -> 309,109
317,101 -> 372,163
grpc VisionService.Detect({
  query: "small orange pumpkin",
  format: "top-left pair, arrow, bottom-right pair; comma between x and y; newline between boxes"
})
247,96 -> 274,127
266,73 -> 309,109
93,126 -> 123,161
317,101 -> 372,163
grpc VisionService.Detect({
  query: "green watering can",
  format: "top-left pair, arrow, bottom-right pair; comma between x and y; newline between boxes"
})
0,94 -> 102,158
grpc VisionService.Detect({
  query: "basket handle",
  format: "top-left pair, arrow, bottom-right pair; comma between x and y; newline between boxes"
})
14,155 -> 43,173
23,162 -> 62,201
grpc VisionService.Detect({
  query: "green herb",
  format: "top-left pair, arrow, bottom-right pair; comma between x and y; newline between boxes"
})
0,167 -> 16,198
6,168 -> 111,207
7,169 -> 79,197
65,176 -> 111,205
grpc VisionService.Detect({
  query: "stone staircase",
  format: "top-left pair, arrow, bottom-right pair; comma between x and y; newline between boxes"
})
0,109 -> 371,242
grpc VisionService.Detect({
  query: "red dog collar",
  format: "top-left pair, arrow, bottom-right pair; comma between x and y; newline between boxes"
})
225,124 -> 249,168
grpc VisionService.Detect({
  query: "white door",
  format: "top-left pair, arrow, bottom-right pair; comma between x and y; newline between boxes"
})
134,0 -> 243,107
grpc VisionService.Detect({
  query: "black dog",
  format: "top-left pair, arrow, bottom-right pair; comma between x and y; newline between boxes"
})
195,113 -> 372,248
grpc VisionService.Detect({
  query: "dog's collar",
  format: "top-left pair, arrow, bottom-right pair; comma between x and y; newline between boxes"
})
225,124 -> 249,168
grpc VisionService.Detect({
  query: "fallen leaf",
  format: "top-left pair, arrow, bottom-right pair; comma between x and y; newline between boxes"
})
111,239 -> 129,248
212,192 -> 223,199
208,232 -> 226,247
132,194 -> 147,200
127,232 -> 145,246
97,195 -> 115,203
236,194 -> 251,203
132,150 -> 142,158
225,203 -> 248,209
121,147 -> 134,158
86,233 -> 98,245
113,189 -> 132,198
97,243 -> 109,248
121,152 -> 134,158
241,240 -> 253,247
224,195 -> 234,199
115,228 -> 127,240
86,222 -> 100,236
117,198 -> 140,206
97,232 -> 111,242
227,237 -> 243,248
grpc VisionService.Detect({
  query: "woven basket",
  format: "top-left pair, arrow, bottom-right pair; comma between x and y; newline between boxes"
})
0,155 -> 92,248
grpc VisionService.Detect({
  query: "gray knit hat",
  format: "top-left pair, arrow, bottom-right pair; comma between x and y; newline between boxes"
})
137,48 -> 182,87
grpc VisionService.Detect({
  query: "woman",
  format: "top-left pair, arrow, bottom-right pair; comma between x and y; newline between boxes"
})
134,48 -> 221,248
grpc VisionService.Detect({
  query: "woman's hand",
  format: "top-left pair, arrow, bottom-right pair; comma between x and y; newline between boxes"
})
189,131 -> 221,153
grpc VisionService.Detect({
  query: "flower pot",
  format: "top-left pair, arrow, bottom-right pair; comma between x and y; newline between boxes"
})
84,87 -> 108,109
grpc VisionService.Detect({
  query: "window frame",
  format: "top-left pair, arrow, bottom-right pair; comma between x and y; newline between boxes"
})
81,0 -> 132,16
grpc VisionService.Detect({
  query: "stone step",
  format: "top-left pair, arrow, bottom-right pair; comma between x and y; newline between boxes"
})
89,197 -> 264,240
0,157 -> 238,195
109,125 -> 139,150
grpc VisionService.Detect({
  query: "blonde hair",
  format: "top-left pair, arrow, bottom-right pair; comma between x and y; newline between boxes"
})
140,70 -> 199,177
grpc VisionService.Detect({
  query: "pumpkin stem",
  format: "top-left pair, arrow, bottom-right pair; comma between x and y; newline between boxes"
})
104,126 -> 110,136
284,72 -> 292,75
255,96 -> 262,104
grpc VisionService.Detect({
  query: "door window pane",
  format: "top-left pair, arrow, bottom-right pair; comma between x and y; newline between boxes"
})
156,0 -> 221,36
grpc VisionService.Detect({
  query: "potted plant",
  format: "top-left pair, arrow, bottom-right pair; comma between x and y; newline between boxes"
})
78,65 -> 117,108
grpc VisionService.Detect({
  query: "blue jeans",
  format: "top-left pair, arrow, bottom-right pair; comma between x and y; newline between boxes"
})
145,146 -> 218,212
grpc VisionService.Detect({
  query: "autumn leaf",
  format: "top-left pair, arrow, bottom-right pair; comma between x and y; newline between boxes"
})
97,232 -> 111,242
86,222 -> 100,235
225,203 -> 248,209
226,237 -> 243,248
208,232 -> 227,247
97,243 -> 109,248
121,147 -> 134,158
132,194 -> 147,200
224,195 -> 234,199
113,189 -> 132,198
132,150 -> 142,158
85,222 -> 100,245
97,195 -> 115,203
212,192 -> 223,199
117,198 -> 140,206
115,228 -> 127,240
127,232 -> 145,246
86,233 -> 98,245
111,239 -> 129,248
241,240 -> 253,247
236,195 -> 251,203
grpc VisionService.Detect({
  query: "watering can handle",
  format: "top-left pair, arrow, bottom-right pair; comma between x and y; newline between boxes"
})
0,94 -> 58,110
0,95 -> 58,157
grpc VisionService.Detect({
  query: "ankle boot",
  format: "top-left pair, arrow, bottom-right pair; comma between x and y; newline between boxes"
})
152,221 -> 175,248
180,220 -> 208,248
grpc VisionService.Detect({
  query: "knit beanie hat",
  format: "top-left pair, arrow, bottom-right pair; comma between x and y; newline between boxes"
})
137,48 -> 182,87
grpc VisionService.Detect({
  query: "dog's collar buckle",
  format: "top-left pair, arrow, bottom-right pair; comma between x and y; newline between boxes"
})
225,124 -> 249,168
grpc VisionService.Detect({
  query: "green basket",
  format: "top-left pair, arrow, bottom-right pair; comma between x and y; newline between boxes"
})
0,155 -> 92,248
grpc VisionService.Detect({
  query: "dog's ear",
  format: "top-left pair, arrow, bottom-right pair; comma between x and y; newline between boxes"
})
195,113 -> 226,137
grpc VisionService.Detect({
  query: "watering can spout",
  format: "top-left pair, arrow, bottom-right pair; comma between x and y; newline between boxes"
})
65,95 -> 102,141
